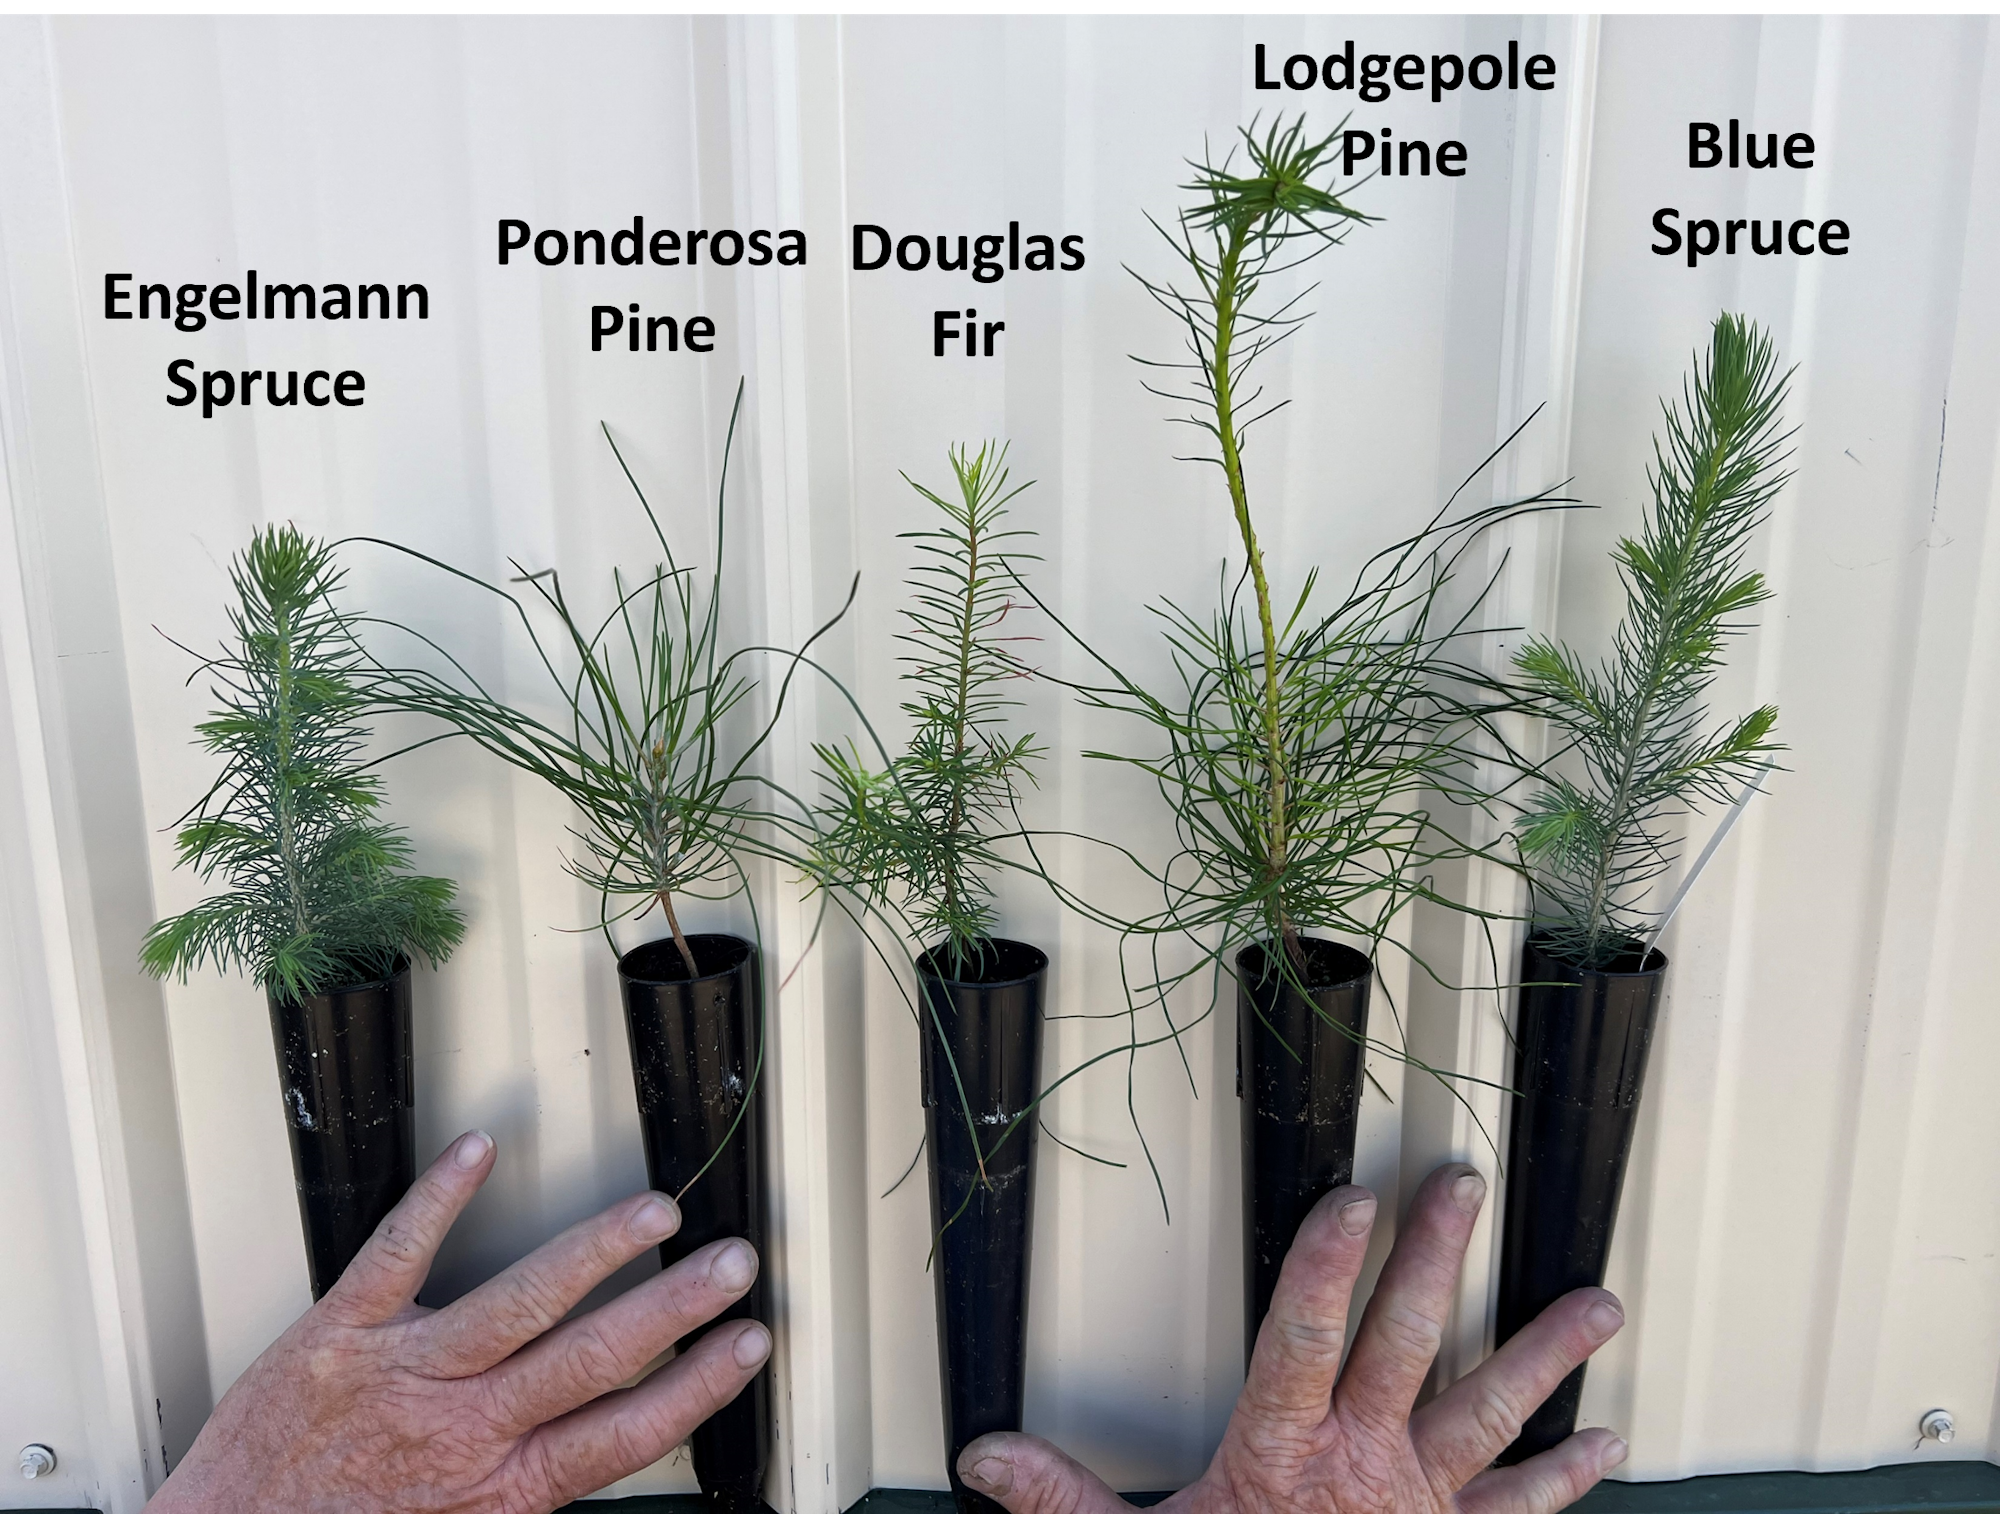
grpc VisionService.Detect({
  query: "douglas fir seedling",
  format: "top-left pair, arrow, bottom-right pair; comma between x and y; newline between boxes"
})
813,441 -> 1042,973
811,443 -> 1053,1514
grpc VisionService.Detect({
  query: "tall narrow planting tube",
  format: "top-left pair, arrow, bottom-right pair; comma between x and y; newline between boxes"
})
1495,936 -> 1665,1461
919,939 -> 1046,1514
621,934 -> 769,1512
267,960 -> 416,1299
1236,939 -> 1370,1355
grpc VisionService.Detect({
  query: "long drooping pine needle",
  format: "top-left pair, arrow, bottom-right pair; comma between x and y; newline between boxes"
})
357,382 -> 846,977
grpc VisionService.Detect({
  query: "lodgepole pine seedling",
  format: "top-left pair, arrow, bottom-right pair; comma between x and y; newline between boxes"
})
1130,116 -> 1375,969
1036,114 -> 1561,1011
1004,113 -> 1578,1280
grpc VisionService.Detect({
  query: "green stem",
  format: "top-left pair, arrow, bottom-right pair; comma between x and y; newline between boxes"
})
271,592 -> 314,960
940,490 -> 982,948
1211,224 -> 1300,966
1578,698 -> 1652,967
1577,425 -> 1731,965
639,736 -> 700,977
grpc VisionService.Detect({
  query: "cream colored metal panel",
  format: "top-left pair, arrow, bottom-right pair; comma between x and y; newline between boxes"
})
0,280 -> 117,1514
0,17 -> 211,1508
1564,14 -> 2000,1479
6,14 -> 1998,1508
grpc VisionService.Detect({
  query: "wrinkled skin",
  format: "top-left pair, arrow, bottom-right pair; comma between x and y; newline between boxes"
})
149,1131 -> 768,1514
150,1149 -> 1621,1514
958,1166 -> 1627,1514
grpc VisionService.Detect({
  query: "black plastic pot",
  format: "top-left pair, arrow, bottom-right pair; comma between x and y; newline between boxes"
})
1494,933 -> 1667,1464
621,933 -> 769,1514
266,959 -> 416,1300
1237,936 -> 1372,1361
917,938 -> 1047,1514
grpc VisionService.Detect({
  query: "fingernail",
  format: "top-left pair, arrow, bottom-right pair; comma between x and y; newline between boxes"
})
732,1322 -> 771,1369
1600,1436 -> 1629,1472
629,1194 -> 678,1244
710,1239 -> 758,1292
964,1456 -> 1014,1496
1450,1171 -> 1486,1214
1585,1298 -> 1625,1341
454,1131 -> 493,1169
1339,1196 -> 1377,1236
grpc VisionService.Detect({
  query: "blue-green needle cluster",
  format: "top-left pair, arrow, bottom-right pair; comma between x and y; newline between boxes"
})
141,525 -> 465,1001
1514,313 -> 1790,968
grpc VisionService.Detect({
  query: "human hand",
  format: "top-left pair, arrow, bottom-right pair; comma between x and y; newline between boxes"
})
149,1130 -> 769,1514
958,1164 -> 1626,1514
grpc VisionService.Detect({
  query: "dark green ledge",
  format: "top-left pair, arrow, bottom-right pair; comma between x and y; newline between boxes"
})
569,1462 -> 2000,1514
1573,1462 -> 2000,1514
833,1495 -> 1174,1512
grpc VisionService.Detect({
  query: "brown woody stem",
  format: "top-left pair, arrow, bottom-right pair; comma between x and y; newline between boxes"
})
657,888 -> 699,979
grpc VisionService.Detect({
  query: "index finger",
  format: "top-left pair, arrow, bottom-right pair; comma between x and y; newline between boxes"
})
419,1190 -> 682,1377
1238,1184 -> 1378,1430
321,1130 -> 495,1324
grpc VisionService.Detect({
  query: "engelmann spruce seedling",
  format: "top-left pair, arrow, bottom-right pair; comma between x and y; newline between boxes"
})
141,526 -> 465,1000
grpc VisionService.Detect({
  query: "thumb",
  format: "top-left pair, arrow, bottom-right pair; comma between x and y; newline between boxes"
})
958,1432 -> 1130,1514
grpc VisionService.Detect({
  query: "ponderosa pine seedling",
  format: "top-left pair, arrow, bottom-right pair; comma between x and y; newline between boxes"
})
361,383 -> 826,977
811,442 -> 1041,974
1513,313 -> 1790,969
356,388 -> 821,1506
140,525 -> 465,999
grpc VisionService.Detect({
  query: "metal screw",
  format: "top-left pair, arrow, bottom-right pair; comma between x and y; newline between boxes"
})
18,1445 -> 56,1480
1921,1409 -> 1956,1444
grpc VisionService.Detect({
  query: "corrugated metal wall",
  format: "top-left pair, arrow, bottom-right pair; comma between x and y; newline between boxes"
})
1568,13 -> 2000,1480
2,15 -> 1995,1510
